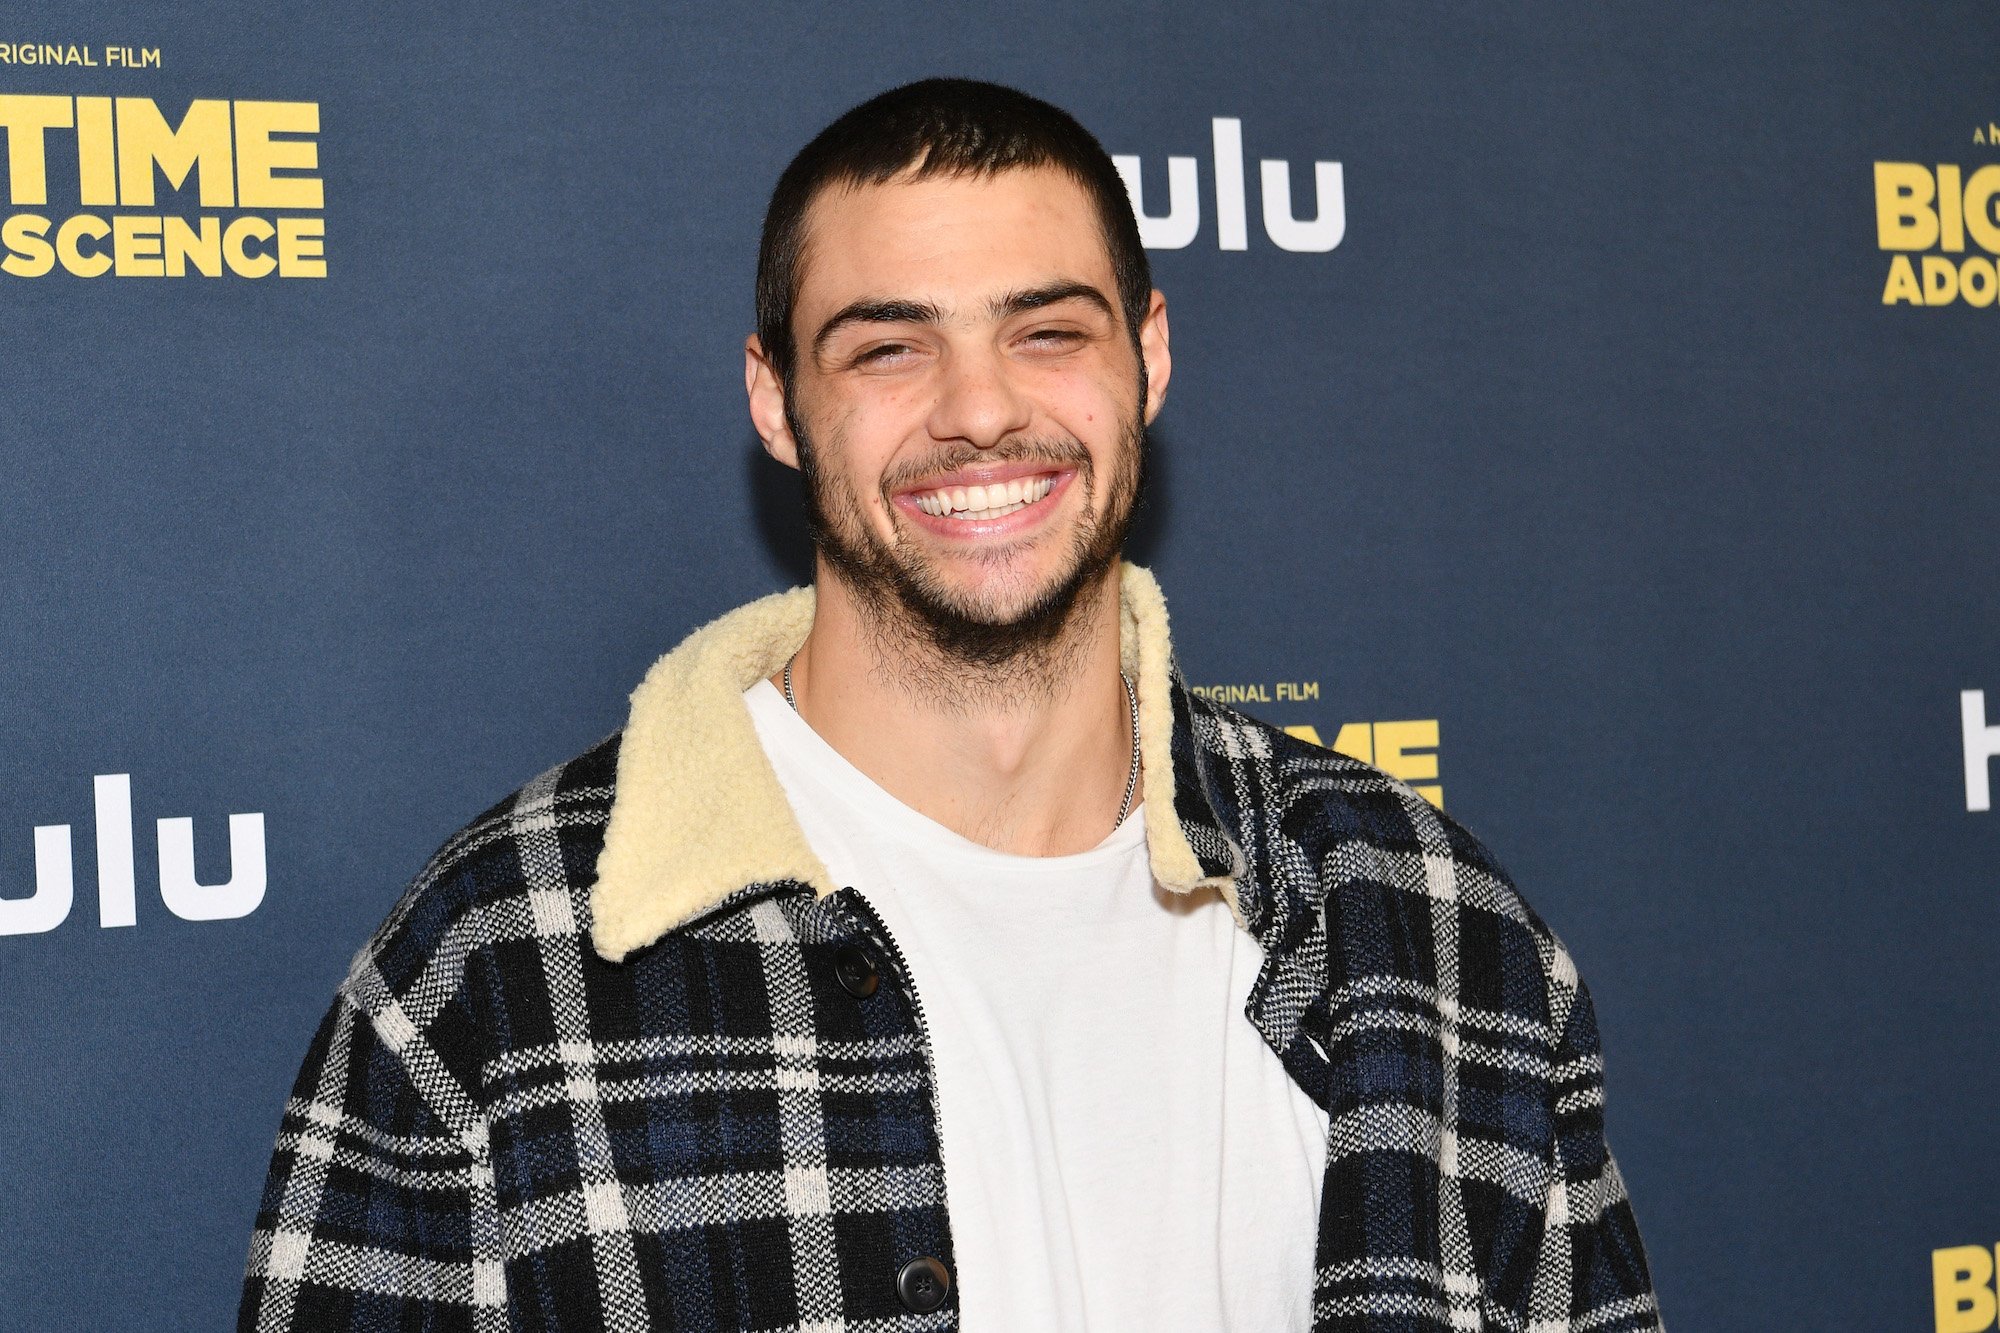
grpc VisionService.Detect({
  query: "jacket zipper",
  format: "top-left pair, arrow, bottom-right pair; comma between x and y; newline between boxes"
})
842,889 -> 946,1122
839,890 -> 958,1296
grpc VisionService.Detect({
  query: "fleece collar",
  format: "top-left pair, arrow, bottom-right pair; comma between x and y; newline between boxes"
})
589,562 -> 1241,962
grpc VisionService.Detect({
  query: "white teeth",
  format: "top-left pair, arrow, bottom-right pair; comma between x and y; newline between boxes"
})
957,500 -> 1027,520
913,474 -> 1057,519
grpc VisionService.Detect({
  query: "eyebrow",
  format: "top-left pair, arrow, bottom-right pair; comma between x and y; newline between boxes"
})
987,281 -> 1116,322
810,281 -> 1116,360
811,298 -> 944,359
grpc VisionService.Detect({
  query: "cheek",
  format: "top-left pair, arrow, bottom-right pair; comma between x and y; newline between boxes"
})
1040,361 -> 1128,423
828,412 -> 902,511
1050,380 -> 1128,448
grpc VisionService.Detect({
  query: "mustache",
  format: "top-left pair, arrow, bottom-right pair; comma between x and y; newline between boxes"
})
879,436 -> 1092,494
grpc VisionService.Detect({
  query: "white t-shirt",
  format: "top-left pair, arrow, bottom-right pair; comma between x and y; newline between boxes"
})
744,680 -> 1329,1331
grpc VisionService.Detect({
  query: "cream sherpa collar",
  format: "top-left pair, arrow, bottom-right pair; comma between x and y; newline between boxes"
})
589,562 -> 1236,962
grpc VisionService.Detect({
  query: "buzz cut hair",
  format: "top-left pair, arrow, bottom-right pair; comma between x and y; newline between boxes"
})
755,77 -> 1151,385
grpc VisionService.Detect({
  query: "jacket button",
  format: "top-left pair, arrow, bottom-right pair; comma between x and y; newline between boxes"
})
896,1256 -> 951,1313
833,945 -> 879,998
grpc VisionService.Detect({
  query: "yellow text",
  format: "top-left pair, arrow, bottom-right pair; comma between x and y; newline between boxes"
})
1876,162 -> 2000,307
1,213 -> 326,278
0,95 -> 323,279
1936,1244 -> 2000,1332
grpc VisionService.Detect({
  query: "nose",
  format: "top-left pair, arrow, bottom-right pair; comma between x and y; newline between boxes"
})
924,344 -> 1033,450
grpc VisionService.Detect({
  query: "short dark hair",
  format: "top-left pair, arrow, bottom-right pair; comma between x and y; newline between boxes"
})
755,78 -> 1151,386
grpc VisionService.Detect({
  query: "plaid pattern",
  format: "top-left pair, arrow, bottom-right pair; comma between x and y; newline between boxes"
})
242,673 -> 1657,1331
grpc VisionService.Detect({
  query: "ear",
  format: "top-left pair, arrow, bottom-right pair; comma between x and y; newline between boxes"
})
745,334 -> 800,470
1137,290 -> 1172,424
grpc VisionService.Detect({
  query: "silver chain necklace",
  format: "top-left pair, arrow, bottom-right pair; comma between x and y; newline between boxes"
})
782,656 -> 1141,833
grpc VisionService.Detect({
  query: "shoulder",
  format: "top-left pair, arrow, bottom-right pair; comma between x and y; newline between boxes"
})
337,733 -> 623,1013
1188,692 -> 1580,1032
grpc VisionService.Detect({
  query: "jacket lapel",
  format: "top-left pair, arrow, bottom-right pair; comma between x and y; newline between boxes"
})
589,562 -> 1244,961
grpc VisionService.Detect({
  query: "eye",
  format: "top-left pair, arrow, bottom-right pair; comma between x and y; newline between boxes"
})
853,342 -> 917,368
1020,327 -> 1084,352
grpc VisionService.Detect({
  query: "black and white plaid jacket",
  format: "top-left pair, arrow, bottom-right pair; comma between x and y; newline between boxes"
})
241,564 -> 1659,1331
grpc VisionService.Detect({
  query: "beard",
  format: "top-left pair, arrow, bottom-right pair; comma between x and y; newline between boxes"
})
786,383 -> 1146,696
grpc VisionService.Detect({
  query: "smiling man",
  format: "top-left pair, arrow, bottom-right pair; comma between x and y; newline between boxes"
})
242,80 -> 1658,1332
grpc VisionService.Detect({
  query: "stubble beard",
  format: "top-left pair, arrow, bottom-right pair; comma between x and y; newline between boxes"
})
786,389 -> 1146,713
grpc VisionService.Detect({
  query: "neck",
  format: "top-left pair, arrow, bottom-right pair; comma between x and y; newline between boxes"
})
778,559 -> 1139,856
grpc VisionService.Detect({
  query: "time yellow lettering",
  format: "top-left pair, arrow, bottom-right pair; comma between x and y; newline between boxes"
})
0,94 -> 73,206
116,98 -> 235,208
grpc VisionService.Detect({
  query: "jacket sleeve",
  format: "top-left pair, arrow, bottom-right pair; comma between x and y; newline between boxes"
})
239,992 -> 498,1331
1526,977 -> 1663,1331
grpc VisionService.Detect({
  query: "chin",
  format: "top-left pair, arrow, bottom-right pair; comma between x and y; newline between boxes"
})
918,549 -> 1098,621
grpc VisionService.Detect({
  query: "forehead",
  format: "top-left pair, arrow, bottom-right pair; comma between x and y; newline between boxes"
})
794,165 -> 1115,320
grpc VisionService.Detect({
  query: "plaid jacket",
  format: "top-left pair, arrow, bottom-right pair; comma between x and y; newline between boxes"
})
241,564 -> 1658,1331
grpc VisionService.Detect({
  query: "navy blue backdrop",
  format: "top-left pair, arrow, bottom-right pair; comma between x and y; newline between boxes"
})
3,3 -> 1997,1328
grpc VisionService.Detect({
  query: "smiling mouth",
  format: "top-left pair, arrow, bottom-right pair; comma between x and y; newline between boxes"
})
908,473 -> 1058,522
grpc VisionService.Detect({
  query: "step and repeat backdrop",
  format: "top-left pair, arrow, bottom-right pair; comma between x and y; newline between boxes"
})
3,2 -> 1995,1328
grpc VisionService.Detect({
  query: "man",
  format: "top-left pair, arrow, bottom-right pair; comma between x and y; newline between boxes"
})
242,79 -> 1658,1331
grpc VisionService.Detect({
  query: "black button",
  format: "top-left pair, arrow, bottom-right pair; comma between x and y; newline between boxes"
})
896,1256 -> 950,1313
833,945 -> 879,998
